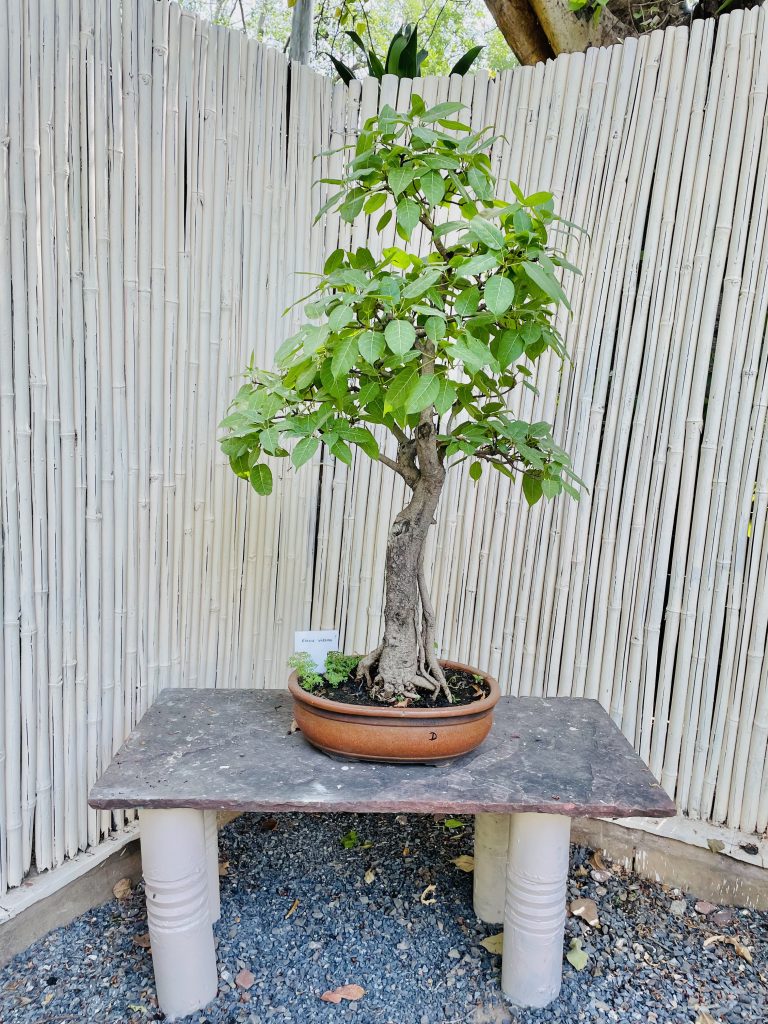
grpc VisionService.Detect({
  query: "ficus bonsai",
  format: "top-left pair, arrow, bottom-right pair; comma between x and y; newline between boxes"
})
221,95 -> 581,704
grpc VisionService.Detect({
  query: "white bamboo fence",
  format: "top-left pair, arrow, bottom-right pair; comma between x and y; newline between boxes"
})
1,0 -> 767,894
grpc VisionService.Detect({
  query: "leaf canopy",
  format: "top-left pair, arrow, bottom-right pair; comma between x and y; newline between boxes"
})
221,95 -> 582,505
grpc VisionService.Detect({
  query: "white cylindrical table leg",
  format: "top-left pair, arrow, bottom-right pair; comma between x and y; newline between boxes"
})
473,813 -> 510,924
140,808 -> 218,1021
502,812 -> 570,1008
204,810 -> 221,923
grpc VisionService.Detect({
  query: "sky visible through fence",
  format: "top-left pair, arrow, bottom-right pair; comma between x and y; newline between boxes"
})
0,0 -> 767,894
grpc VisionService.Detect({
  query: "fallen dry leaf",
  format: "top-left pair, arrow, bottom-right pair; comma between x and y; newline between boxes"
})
260,817 -> 278,831
420,884 -> 437,905
364,868 -> 376,884
480,932 -> 504,954
451,855 -> 475,873
335,984 -> 365,1000
320,984 -> 365,1003
132,933 -> 151,949
574,864 -> 589,877
570,898 -> 600,928
285,898 -> 300,919
703,934 -> 753,964
235,969 -> 255,990
707,838 -> 725,854
589,851 -> 608,872
566,937 -> 589,971
287,718 -> 300,735
695,1013 -> 718,1024
218,861 -> 229,877
403,846 -> 410,856
112,877 -> 133,900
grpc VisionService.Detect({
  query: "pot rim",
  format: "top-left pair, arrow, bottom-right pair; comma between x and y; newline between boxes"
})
288,658 -> 500,719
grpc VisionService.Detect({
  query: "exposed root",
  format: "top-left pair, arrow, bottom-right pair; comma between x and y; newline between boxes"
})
418,560 -> 453,703
355,645 -> 382,689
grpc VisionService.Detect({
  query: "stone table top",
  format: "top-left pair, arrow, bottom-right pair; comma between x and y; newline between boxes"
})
90,689 -> 676,818
89,689 -> 675,818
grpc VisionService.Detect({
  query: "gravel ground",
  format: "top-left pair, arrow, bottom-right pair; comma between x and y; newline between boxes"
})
1,812 -> 766,1024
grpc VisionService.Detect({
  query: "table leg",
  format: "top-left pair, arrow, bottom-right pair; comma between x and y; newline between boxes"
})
502,812 -> 570,1008
473,813 -> 510,924
139,808 -> 218,1021
204,810 -> 221,923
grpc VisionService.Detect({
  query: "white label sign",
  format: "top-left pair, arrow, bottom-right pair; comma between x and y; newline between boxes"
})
294,630 -> 340,672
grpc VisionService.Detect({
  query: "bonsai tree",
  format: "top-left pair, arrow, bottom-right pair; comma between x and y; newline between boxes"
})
221,96 -> 580,704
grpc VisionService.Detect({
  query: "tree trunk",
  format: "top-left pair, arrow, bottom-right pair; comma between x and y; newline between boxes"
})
288,0 -> 314,65
356,423 -> 449,703
484,0 -> 630,66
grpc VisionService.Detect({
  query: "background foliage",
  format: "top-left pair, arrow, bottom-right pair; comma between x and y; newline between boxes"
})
179,0 -> 518,75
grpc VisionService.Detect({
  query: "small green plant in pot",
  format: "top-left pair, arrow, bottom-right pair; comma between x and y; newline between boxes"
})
221,97 -> 581,758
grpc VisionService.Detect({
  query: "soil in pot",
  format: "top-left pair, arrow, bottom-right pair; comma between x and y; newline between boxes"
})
304,664 -> 490,709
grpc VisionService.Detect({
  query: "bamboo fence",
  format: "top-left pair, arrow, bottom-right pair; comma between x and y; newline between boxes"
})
0,0 -> 767,894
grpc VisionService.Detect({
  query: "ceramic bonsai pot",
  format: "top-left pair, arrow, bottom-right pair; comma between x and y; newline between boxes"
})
288,660 -> 500,763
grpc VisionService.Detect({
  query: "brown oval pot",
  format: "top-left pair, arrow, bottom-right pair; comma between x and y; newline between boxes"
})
288,660 -> 500,764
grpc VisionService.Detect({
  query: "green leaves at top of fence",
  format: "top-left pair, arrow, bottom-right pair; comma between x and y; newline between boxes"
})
221,95 -> 582,504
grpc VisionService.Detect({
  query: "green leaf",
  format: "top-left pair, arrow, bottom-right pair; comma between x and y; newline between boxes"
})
443,817 -> 465,829
541,476 -> 561,499
433,377 -> 457,415
419,170 -> 445,207
396,197 -> 420,238
339,188 -> 366,223
388,166 -> 417,197
455,286 -> 480,317
292,435 -> 319,469
330,438 -> 353,464
469,462 -> 482,481
384,319 -> 416,356
468,167 -> 493,201
493,330 -> 525,368
522,472 -> 543,506
457,253 -> 498,278
449,45 -> 483,76
249,464 -> 273,496
329,304 -> 355,332
359,330 -> 385,363
467,217 -> 505,250
424,316 -> 446,343
401,268 -> 443,301
331,334 -> 358,378
434,219 -> 467,239
521,260 -> 571,310
421,102 -> 465,123
343,425 -> 379,460
357,380 -> 380,406
303,323 -> 330,355
363,192 -> 387,215
384,366 -> 418,412
484,276 -> 516,315
405,374 -> 440,414
376,209 -> 393,233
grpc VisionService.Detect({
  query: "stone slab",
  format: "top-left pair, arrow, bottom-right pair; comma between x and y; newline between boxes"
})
89,689 -> 676,818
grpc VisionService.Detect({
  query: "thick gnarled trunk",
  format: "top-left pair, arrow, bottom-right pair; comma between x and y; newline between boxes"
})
357,417 -> 449,703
